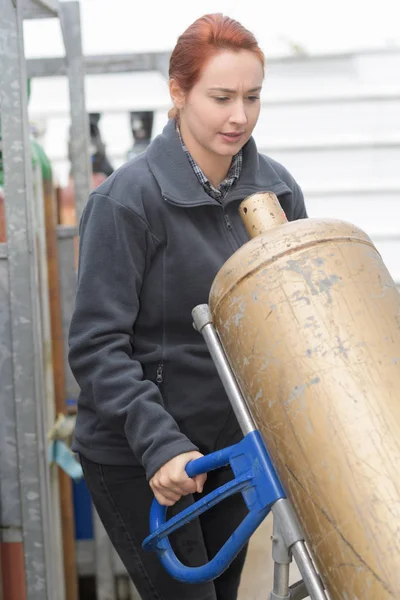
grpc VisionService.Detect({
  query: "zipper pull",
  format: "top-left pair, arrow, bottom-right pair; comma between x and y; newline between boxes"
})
224,214 -> 232,230
156,363 -> 164,385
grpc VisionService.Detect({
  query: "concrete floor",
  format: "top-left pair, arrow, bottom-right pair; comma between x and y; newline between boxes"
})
238,515 -> 307,600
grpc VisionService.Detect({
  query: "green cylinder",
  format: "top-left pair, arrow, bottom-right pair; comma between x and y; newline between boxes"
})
31,138 -> 53,182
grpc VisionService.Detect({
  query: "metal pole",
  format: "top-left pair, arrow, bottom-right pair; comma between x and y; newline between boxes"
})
0,0 -> 56,597
270,517 -> 291,600
192,304 -> 256,436
272,500 -> 327,600
57,6 -> 116,596
59,1 -> 91,224
57,226 -> 80,401
44,180 -> 78,600
0,254 -> 27,600
290,544 -> 326,600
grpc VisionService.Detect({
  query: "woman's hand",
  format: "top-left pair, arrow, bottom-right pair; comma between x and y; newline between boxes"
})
149,451 -> 207,506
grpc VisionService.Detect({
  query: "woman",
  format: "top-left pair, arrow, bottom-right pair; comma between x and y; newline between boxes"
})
69,13 -> 307,600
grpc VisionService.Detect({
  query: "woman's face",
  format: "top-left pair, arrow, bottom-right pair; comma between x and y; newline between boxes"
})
171,49 -> 263,160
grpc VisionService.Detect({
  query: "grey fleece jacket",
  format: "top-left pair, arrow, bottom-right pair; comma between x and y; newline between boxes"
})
69,118 -> 307,480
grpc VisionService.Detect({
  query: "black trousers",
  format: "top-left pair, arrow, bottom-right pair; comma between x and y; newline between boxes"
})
80,456 -> 249,600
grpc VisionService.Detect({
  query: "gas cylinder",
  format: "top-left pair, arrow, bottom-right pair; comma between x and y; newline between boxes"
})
209,192 -> 400,600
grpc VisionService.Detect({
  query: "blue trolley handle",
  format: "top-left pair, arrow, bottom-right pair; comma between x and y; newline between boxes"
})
142,431 -> 286,583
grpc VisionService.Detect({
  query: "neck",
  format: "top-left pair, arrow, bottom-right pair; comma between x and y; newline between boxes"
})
179,123 -> 232,187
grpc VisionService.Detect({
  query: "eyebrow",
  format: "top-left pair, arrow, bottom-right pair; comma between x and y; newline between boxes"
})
208,86 -> 262,93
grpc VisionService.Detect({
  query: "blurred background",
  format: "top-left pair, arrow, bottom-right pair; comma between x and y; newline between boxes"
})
26,0 -> 400,281
1,1 -> 400,599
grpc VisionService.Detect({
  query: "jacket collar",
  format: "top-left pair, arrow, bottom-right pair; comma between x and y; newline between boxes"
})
146,118 -> 291,207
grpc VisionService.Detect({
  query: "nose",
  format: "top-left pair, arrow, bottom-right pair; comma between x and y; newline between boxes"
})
229,100 -> 248,126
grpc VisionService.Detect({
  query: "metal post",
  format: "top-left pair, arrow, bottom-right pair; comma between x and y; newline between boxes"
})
0,0 -> 57,597
31,133 -> 66,600
270,517 -> 291,600
192,304 -> 257,436
272,500 -> 327,600
0,252 -> 27,600
44,184 -> 77,600
59,1 -> 91,224
57,226 -> 80,401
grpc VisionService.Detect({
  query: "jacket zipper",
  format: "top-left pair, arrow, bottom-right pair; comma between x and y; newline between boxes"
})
156,363 -> 164,385
222,210 -> 241,250
224,213 -> 232,230
156,250 -> 166,387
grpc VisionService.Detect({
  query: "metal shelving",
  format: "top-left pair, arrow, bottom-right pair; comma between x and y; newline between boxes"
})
0,2 -> 90,598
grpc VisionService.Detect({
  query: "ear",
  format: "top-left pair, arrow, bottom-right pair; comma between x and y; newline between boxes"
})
169,78 -> 186,111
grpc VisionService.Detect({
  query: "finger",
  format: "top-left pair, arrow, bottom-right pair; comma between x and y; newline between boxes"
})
153,489 -> 181,506
151,476 -> 183,495
194,473 -> 207,494
178,477 -> 198,495
152,480 -> 182,501
155,494 -> 174,507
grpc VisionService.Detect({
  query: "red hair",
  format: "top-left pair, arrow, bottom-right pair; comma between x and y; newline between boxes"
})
168,14 -> 265,118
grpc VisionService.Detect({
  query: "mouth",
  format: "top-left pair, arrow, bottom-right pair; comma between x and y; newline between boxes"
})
219,131 -> 245,142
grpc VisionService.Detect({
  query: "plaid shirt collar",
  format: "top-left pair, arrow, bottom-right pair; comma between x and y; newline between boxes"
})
176,125 -> 242,202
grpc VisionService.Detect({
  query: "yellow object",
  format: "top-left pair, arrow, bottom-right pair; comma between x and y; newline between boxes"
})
209,192 -> 400,600
48,413 -> 76,442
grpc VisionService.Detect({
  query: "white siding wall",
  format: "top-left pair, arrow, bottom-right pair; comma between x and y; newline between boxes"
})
29,49 -> 400,282
252,51 -> 400,283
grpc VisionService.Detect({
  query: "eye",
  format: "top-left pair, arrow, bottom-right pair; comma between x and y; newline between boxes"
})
214,96 -> 230,103
247,96 -> 260,102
